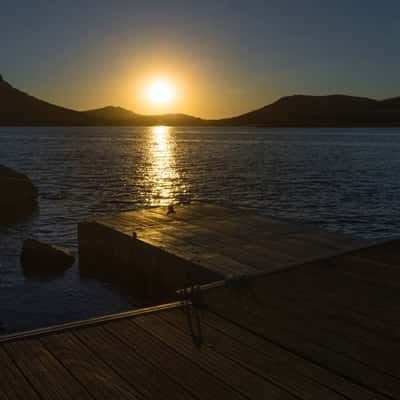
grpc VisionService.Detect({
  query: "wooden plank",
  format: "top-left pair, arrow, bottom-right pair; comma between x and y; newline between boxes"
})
349,239 -> 400,266
158,309 -> 350,400
202,286 -> 400,399
82,205 -> 366,291
250,261 -> 400,317
137,229 -> 256,276
75,326 -> 196,400
138,229 -> 287,273
254,280 -> 400,341
148,204 -> 304,232
87,204 -> 366,281
111,208 -> 356,276
146,204 -> 356,248
103,319 -> 247,400
307,268 -> 400,307
326,254 -> 400,289
245,287 -> 400,370
139,207 -> 357,262
129,212 -> 297,269
183,204 -> 357,247
260,275 -> 400,329
122,206 -> 304,244
144,206 -> 314,248
196,310 -> 389,400
4,338 -> 92,400
115,211 -> 272,257
132,313 -> 298,400
0,347 -> 41,400
239,268 -> 400,340
40,331 -> 143,400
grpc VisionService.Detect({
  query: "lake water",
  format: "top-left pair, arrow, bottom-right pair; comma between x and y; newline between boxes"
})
1,126 -> 400,333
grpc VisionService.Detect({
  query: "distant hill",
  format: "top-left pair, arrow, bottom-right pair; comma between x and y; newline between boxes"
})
0,75 -> 205,126
0,74 -> 91,126
220,94 -> 400,126
84,106 -> 139,122
3,74 -> 400,126
83,106 -> 204,126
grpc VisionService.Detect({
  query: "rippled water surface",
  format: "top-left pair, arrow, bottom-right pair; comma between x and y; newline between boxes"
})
1,126 -> 400,333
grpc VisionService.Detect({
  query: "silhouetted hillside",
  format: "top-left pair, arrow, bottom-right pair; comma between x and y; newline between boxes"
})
378,97 -> 400,109
3,74 -> 400,126
83,106 -> 204,126
0,75 -> 205,126
221,94 -> 400,126
0,74 -> 91,126
84,106 -> 138,122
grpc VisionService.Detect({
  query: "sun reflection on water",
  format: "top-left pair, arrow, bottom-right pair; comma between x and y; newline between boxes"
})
152,125 -> 170,135
146,126 -> 183,205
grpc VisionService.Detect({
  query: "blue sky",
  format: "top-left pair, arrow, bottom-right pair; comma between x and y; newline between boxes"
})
2,0 -> 400,117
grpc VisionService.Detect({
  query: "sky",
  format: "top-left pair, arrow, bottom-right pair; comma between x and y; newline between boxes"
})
2,0 -> 400,118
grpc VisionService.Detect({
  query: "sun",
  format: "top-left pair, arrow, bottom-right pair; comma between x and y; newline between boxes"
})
147,79 -> 175,105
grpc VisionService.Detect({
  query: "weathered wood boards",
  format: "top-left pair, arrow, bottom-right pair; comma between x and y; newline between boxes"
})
1,234 -> 400,399
78,203 -> 360,301
199,238 -> 400,399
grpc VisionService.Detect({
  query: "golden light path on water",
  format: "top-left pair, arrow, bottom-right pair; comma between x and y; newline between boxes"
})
146,126 -> 185,206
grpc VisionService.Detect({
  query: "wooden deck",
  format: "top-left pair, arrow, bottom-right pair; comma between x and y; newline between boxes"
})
2,236 -> 400,399
78,203 -> 363,301
2,203 -> 399,399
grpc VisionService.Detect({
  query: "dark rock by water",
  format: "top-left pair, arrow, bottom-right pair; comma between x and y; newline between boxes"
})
0,165 -> 38,217
21,238 -> 75,274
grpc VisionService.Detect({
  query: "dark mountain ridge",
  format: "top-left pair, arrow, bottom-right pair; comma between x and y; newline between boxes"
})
84,106 -> 139,122
0,75 -> 203,126
222,94 -> 400,126
0,74 -> 91,126
83,106 -> 204,126
2,74 -> 400,126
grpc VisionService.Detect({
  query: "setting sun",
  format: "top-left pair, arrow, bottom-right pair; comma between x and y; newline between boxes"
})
147,79 -> 175,105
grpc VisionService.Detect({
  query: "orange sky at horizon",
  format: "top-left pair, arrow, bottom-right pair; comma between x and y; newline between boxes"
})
14,52 -> 281,119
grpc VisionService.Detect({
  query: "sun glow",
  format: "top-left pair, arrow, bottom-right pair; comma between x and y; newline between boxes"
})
152,125 -> 169,135
147,79 -> 175,105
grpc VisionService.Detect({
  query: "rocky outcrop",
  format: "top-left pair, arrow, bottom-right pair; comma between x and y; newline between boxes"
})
0,165 -> 38,216
21,238 -> 75,274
